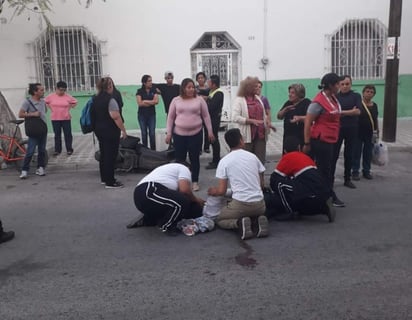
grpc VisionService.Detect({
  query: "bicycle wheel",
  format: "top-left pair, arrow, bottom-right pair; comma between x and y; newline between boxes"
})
13,140 -> 26,171
13,140 -> 49,170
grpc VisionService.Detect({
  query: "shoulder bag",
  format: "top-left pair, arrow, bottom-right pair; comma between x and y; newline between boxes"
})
24,99 -> 48,138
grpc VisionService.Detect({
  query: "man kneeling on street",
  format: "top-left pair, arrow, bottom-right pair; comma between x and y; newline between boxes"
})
129,163 -> 205,235
207,128 -> 269,240
266,136 -> 335,222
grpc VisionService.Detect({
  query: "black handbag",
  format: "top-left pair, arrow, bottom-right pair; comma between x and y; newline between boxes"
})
24,99 -> 48,138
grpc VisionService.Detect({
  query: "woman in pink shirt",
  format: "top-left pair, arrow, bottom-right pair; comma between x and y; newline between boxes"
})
166,78 -> 215,191
45,81 -> 77,156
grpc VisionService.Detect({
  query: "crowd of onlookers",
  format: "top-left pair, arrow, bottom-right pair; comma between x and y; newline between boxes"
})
0,70 -> 379,243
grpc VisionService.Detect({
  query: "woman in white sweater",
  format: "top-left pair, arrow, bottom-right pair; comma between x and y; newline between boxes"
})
232,76 -> 269,164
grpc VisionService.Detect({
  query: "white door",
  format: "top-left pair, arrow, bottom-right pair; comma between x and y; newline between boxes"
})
196,53 -> 235,122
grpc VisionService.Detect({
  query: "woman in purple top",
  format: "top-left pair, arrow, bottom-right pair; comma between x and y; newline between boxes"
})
166,78 -> 215,191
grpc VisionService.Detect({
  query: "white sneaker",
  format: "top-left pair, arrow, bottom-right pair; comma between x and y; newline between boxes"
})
192,182 -> 200,192
35,167 -> 45,176
19,170 -> 28,179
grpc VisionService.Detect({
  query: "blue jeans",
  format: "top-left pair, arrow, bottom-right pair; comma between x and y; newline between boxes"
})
173,130 -> 202,183
138,113 -> 156,150
52,120 -> 73,153
22,134 -> 47,171
352,133 -> 373,175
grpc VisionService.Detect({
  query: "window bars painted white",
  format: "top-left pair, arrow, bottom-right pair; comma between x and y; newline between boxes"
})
327,19 -> 387,80
32,26 -> 102,91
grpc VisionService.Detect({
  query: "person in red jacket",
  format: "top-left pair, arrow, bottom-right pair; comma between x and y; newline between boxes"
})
303,73 -> 345,208
266,136 -> 335,222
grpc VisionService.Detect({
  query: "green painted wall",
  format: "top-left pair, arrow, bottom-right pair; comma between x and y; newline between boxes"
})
52,75 -> 412,133
262,74 -> 412,121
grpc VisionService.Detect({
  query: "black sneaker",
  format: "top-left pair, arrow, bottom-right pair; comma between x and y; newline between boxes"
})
205,162 -> 218,170
105,181 -> 124,189
237,217 -> 253,240
344,180 -> 356,189
126,214 -> 144,228
256,216 -> 269,238
0,230 -> 15,244
363,172 -> 373,180
324,198 -> 336,223
163,226 -> 180,237
332,197 -> 345,207
352,172 -> 360,181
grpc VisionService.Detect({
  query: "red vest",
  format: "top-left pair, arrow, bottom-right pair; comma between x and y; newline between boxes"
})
310,91 -> 341,143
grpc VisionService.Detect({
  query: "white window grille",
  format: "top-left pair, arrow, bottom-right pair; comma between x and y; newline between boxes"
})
32,26 -> 103,91
190,32 -> 241,86
327,19 -> 387,80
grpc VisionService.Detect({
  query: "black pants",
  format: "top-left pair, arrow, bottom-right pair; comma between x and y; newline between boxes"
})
268,169 -> 331,216
332,126 -> 358,181
134,182 -> 203,231
52,120 -> 73,153
210,115 -> 221,164
97,135 -> 120,185
310,139 -> 335,191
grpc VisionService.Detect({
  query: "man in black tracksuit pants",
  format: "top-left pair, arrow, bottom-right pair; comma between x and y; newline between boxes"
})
131,163 -> 204,235
332,75 -> 361,193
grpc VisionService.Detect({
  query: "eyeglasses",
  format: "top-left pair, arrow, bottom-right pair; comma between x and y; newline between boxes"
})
58,88 -> 67,91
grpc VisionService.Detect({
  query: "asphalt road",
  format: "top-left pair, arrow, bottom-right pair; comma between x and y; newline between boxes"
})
1,151 -> 412,320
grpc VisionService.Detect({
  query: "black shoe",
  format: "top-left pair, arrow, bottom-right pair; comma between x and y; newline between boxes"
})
363,172 -> 373,180
344,180 -> 356,189
332,197 -> 345,207
126,215 -> 144,229
352,172 -> 360,181
0,230 -> 15,244
205,162 -> 218,170
163,226 -> 180,236
237,217 -> 253,240
324,198 -> 336,223
256,216 -> 269,238
67,150 -> 73,156
105,181 -> 124,189
53,151 -> 60,156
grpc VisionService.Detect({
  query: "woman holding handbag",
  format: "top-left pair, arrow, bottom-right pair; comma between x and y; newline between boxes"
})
352,85 -> 379,180
18,83 -> 48,179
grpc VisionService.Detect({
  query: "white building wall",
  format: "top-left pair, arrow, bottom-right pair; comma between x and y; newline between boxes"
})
0,0 -> 411,114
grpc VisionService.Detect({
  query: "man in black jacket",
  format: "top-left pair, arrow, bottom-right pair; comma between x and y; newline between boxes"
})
205,75 -> 224,170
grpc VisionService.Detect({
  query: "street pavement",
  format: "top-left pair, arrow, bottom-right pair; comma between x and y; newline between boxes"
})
1,119 -> 412,319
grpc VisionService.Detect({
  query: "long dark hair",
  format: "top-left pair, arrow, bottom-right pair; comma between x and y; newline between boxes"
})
180,78 -> 197,98
141,74 -> 151,89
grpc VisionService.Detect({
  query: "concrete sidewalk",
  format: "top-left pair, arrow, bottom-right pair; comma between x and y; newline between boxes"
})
45,119 -> 412,169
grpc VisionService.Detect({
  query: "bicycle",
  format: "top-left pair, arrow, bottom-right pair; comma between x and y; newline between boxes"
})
0,119 -> 48,170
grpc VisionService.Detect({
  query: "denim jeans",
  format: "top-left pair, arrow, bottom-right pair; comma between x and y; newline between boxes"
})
352,133 -> 373,175
173,130 -> 202,183
22,133 -> 47,171
138,113 -> 156,150
331,126 -> 358,181
52,120 -> 73,153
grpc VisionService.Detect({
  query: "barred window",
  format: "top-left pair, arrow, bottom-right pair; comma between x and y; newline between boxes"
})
328,19 -> 387,80
32,26 -> 102,91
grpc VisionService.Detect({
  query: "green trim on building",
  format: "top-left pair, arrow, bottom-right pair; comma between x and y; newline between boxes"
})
52,75 -> 412,133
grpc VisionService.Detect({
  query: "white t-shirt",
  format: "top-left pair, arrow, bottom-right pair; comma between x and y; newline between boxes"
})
216,149 -> 265,202
137,163 -> 192,190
